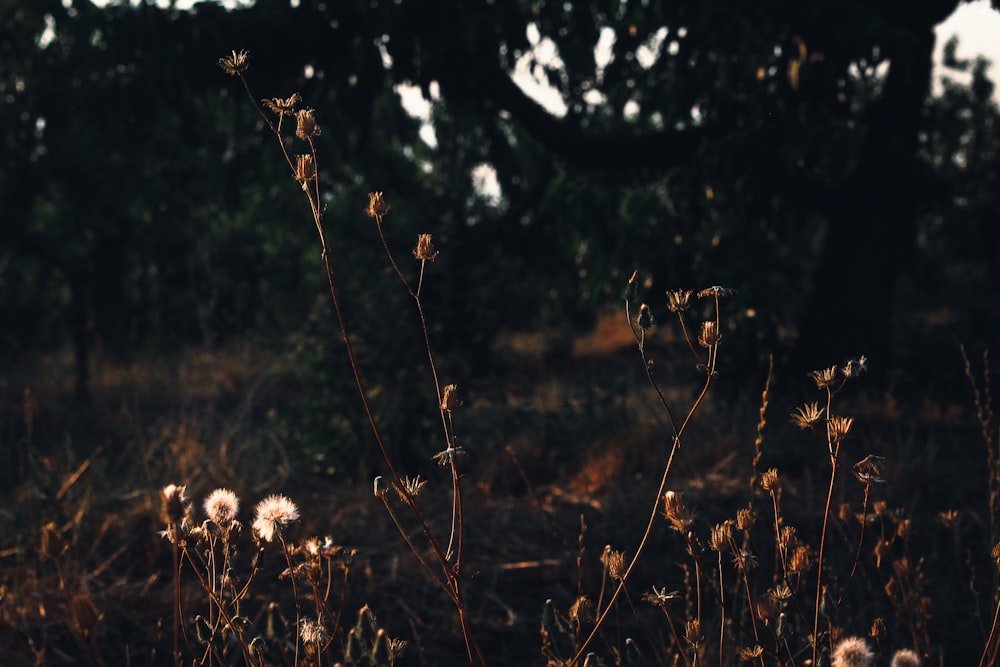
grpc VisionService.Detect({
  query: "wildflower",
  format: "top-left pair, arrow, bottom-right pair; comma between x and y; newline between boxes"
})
736,507 -> 755,532
666,289 -> 694,312
365,191 -> 390,219
831,636 -> 875,667
440,384 -> 459,411
642,586 -> 680,608
262,93 -> 301,116
432,446 -> 466,467
853,455 -> 887,485
698,320 -> 721,347
413,233 -> 438,261
637,303 -> 654,331
708,521 -> 733,551
684,619 -> 704,648
295,108 -> 320,138
809,365 -> 839,389
395,475 -> 427,501
218,49 -> 250,75
828,415 -> 855,444
294,154 -> 316,183
662,491 -> 695,533
791,402 -> 825,429
604,549 -> 626,580
252,494 -> 299,543
761,468 -> 781,491
299,617 -> 328,646
890,649 -> 921,667
203,488 -> 240,530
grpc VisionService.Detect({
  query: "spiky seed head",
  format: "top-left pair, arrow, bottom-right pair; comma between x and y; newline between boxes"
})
869,617 -> 886,640
842,356 -> 868,379
252,494 -> 299,543
736,508 -> 755,532
162,484 -> 189,525
662,491 -> 695,533
761,467 -> 781,492
366,191 -> 389,219
605,550 -> 626,580
684,619 -> 704,648
666,289 -> 694,313
739,645 -> 764,660
779,525 -> 798,551
890,649 -> 921,667
440,384 -> 459,412
853,455 -> 887,485
696,285 -> 737,299
698,320 -> 721,347
413,233 -> 438,261
299,617 -> 328,646
708,521 -> 733,552
294,154 -> 316,183
831,636 -> 875,667
828,415 -> 855,444
295,108 -> 320,138
203,488 -> 240,530
810,365 -> 839,389
791,402 -> 825,429
789,545 -> 811,574
262,93 -> 301,116
218,49 -> 250,75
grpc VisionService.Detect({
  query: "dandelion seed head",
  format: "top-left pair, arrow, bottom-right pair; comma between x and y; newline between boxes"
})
252,494 -> 299,542
203,488 -> 240,529
890,649 -> 921,667
832,636 -> 875,667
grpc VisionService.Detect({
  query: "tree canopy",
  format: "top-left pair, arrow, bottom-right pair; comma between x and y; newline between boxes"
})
3,0 -> 999,397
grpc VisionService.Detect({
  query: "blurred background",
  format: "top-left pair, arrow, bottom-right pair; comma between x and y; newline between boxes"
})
2,1 -> 1000,663
4,0 -> 1000,399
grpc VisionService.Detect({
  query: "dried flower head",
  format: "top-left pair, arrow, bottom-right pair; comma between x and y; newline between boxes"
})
203,488 -> 240,530
568,596 -> 593,623
440,384 -> 459,412
791,402 -> 825,429
395,475 -> 427,501
890,649 -> 921,667
684,619 -> 704,648
831,636 -> 875,667
262,93 -> 301,116
842,355 -> 868,379
432,446 -> 466,467
666,289 -> 694,312
789,545 -> 811,574
624,269 -> 640,302
365,191 -> 390,219
218,49 -> 250,76
697,285 -> 738,299
373,476 -> 389,498
869,617 -> 886,639
698,320 -> 722,347
768,583 -> 793,604
299,617 -> 328,646
853,455 -> 887,485
161,484 -> 192,544
662,491 -> 695,533
294,154 -> 316,183
736,507 -> 755,532
637,303 -> 654,331
642,585 -> 680,608
295,108 -> 320,138
605,550 -> 626,580
708,521 -> 733,552
413,233 -> 438,261
739,645 -> 764,660
809,365 -> 840,389
761,468 -> 781,492
828,415 -> 855,444
778,525 -> 799,552
252,494 -> 300,543
732,548 -> 759,572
